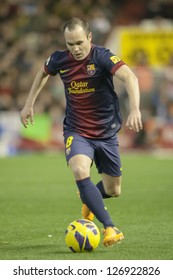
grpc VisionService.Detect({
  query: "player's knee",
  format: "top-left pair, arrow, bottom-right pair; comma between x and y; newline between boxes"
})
112,187 -> 121,197
103,174 -> 122,197
110,184 -> 121,197
72,165 -> 89,180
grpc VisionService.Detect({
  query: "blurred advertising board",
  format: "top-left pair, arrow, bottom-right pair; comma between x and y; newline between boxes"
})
107,27 -> 173,67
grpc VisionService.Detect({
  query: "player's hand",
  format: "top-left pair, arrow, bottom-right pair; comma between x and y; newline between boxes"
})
20,106 -> 34,128
126,109 -> 143,132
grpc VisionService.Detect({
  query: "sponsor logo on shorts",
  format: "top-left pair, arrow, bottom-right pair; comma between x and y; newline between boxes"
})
111,123 -> 116,129
66,147 -> 71,156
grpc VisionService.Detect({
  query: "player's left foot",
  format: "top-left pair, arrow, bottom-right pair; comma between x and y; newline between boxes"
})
77,191 -> 94,221
82,203 -> 94,221
103,227 -> 124,246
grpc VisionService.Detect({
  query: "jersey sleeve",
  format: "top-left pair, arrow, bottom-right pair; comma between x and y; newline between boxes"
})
44,51 -> 60,76
98,48 -> 125,75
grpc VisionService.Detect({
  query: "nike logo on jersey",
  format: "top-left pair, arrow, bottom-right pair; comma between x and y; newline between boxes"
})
60,69 -> 69,74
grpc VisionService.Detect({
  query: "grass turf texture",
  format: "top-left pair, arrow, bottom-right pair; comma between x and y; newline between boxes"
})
0,152 -> 173,260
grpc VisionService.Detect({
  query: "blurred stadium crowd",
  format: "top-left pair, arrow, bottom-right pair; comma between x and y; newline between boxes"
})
0,0 -> 173,156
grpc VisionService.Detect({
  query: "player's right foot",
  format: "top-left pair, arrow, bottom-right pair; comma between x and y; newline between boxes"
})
82,203 -> 94,221
103,227 -> 124,246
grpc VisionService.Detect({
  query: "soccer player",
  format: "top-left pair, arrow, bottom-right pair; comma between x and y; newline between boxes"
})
20,17 -> 142,246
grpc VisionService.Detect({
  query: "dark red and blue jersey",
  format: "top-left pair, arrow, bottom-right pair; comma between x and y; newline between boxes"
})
44,44 -> 125,139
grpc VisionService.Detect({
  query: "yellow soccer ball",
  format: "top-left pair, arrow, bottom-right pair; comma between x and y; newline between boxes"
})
65,219 -> 100,253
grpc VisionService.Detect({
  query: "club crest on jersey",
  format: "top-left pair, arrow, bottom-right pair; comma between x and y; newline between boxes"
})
87,64 -> 96,75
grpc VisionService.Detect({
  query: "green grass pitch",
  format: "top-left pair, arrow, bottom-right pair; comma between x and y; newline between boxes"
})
0,152 -> 173,260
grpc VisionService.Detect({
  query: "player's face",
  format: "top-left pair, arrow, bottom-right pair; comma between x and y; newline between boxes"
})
64,25 -> 92,61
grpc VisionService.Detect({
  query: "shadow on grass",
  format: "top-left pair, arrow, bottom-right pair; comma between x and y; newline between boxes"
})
0,243 -> 106,260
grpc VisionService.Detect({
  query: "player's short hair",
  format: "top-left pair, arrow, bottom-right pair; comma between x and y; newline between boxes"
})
62,17 -> 90,36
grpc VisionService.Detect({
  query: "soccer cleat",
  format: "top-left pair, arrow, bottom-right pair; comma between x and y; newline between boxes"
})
82,203 -> 94,221
103,227 -> 124,246
77,191 -> 94,221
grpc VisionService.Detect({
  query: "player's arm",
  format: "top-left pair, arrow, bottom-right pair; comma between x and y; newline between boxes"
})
20,67 -> 49,128
114,64 -> 143,132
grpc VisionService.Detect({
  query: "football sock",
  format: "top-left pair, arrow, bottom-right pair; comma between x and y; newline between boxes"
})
76,177 -> 114,228
96,181 -> 112,199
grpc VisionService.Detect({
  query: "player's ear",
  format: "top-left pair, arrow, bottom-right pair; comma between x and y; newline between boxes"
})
88,32 -> 92,42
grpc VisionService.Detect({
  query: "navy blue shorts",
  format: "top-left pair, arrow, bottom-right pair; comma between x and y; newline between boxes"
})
64,132 -> 122,177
